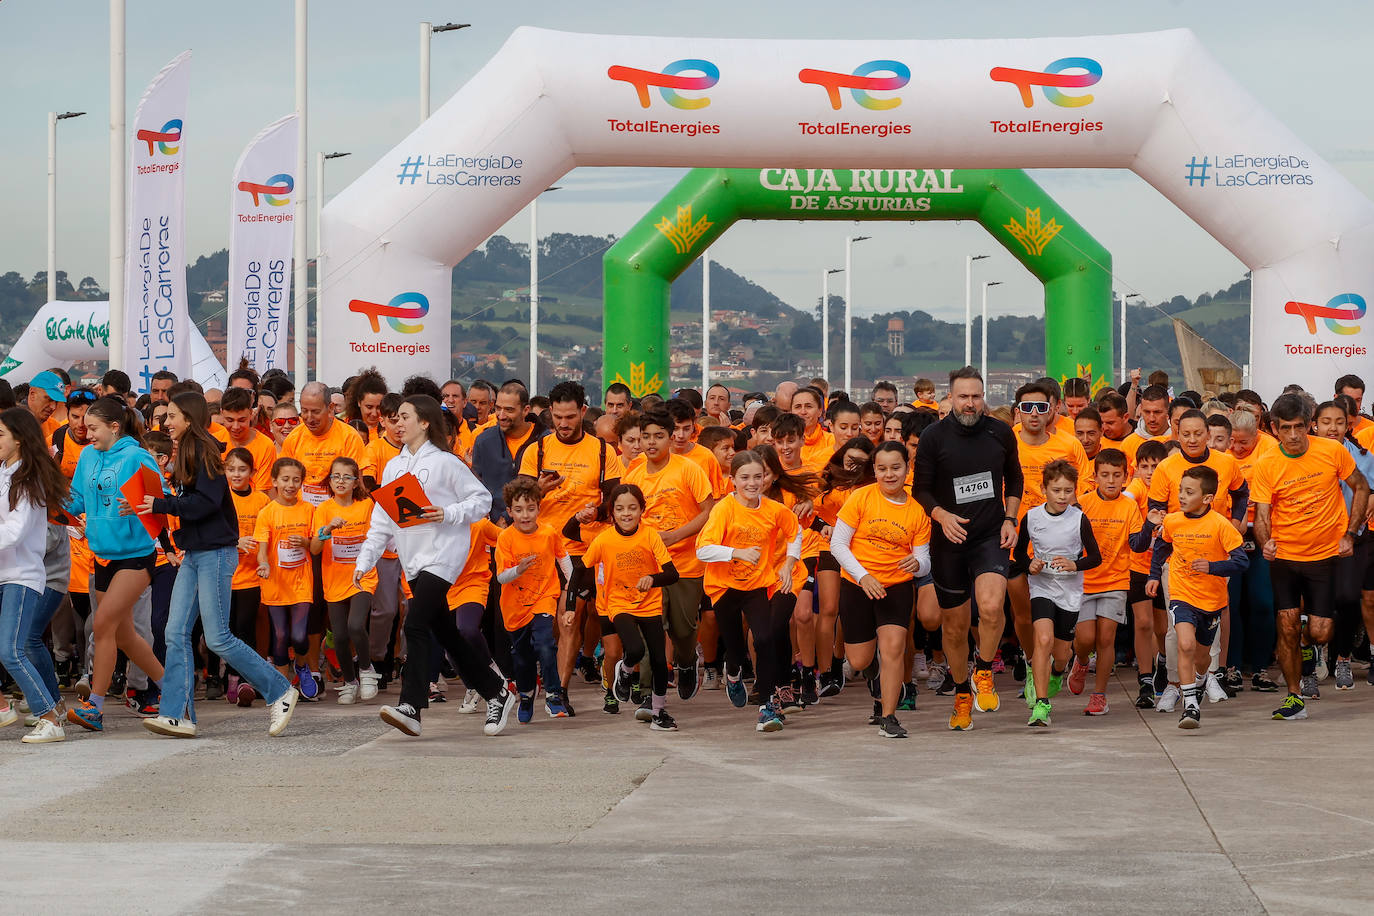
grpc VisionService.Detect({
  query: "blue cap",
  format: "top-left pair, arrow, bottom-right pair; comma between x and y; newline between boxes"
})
28,370 -> 66,403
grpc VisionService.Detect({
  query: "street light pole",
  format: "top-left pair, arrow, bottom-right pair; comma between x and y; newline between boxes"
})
844,236 -> 870,393
314,151 -> 349,344
293,0 -> 308,391
822,267 -> 842,384
981,280 -> 1002,383
109,0 -> 126,370
964,253 -> 988,367
701,248 -> 710,391
48,111 -> 86,302
530,186 -> 560,393
420,22 -> 470,122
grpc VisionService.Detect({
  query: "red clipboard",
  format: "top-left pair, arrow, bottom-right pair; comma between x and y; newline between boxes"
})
372,472 -> 433,528
120,466 -> 167,539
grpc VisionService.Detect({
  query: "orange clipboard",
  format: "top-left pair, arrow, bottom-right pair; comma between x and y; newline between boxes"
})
372,472 -> 433,528
49,506 -> 81,527
120,465 -> 167,540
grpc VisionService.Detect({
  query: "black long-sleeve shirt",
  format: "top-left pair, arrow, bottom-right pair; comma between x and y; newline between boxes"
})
914,413 -> 1023,544
151,464 -> 239,552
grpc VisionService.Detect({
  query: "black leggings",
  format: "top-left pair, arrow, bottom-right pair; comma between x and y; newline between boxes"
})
327,592 -> 372,682
455,601 -> 496,673
400,571 -> 503,712
227,588 -> 260,678
614,614 -> 669,698
1333,537 -> 1372,658
268,602 -> 310,667
713,587 -> 791,699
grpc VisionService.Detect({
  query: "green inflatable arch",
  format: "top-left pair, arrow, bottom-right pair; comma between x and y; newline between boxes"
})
602,168 -> 1112,396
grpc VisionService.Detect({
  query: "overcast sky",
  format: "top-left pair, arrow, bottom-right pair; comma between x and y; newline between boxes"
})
4,0 -> 1372,335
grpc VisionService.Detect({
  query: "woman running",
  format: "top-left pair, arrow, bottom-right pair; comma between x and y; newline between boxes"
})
828,441 -> 936,738
0,408 -> 71,743
813,437 -> 876,697
65,397 -> 165,733
224,447 -> 269,706
310,456 -> 379,704
136,392 -> 298,738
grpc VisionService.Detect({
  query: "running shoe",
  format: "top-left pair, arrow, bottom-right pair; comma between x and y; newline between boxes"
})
1204,672 -> 1229,704
237,684 -> 257,707
878,714 -> 908,738
359,669 -> 380,701
1084,692 -> 1109,716
991,651 -> 1006,675
1315,645 -> 1329,681
756,701 -> 784,733
1155,684 -> 1181,713
1067,658 -> 1088,696
1251,673 -> 1280,692
1224,667 -> 1244,694
613,660 -> 634,704
926,663 -> 948,693
1027,699 -> 1051,727
948,692 -> 974,730
380,701 -> 421,736
295,664 -> 319,700
677,659 -> 702,702
336,682 -> 359,706
1335,659 -> 1354,690
0,705 -> 17,729
913,654 -> 930,681
1272,694 -> 1308,721
1300,674 -> 1320,700
226,675 -> 240,705
127,688 -> 159,718
458,688 -> 481,713
21,717 -> 64,744
897,682 -> 917,711
629,673 -> 645,706
635,698 -> 654,722
74,676 -> 91,700
484,689 -> 517,736
428,682 -> 447,704
725,670 -> 748,708
204,676 -> 225,702
1047,670 -> 1064,699
1023,666 -> 1037,708
602,690 -> 619,714
972,669 -> 999,712
143,715 -> 197,738
576,654 -> 600,685
775,685 -> 802,715
517,694 -> 534,724
561,691 -> 576,718
800,674 -> 819,708
1152,656 -> 1168,695
1013,651 -> 1027,683
702,668 -> 721,691
650,710 -> 678,732
1178,705 -> 1201,729
545,692 -> 570,718
67,699 -> 103,732
868,701 -> 883,726
1135,681 -> 1155,709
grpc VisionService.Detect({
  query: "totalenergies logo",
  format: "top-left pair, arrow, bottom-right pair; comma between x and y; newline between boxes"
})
607,59 -> 719,110
136,119 -> 183,155
990,58 -> 1102,108
798,60 -> 910,111
349,292 -> 428,335
1285,293 -> 1365,336
237,173 -> 294,207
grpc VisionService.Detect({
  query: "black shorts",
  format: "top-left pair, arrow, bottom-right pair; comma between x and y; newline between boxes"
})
1170,600 -> 1223,647
1129,569 -> 1166,610
801,556 -> 819,594
1270,557 -> 1336,618
1030,596 -> 1078,643
839,578 -> 914,644
598,614 -> 615,638
817,551 -> 840,574
93,551 -> 157,593
931,533 -> 1010,609
569,556 -> 597,603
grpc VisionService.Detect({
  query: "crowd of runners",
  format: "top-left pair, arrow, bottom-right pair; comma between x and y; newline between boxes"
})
0,359 -> 1368,743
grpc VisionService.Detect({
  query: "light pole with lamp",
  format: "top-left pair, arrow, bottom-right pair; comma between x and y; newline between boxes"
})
980,280 -> 1002,383
313,151 -> 349,343
48,111 -> 86,302
1121,293 -> 1143,384
964,253 -> 989,367
530,186 -> 560,393
420,22 -> 470,122
821,266 -> 842,384
844,235 -> 870,393
293,0 -> 309,390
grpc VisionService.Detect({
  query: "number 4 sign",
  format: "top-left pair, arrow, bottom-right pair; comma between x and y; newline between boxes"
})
372,473 -> 433,528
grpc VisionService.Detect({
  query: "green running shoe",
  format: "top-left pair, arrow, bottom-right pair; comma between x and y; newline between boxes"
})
1027,699 -> 1051,727
1023,664 -> 1036,708
1048,671 -> 1064,699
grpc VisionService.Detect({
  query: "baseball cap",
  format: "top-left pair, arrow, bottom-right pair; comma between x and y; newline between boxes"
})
29,370 -> 66,403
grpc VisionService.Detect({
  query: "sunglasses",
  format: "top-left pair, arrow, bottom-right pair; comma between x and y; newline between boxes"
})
67,389 -> 98,406
1017,401 -> 1051,414
273,417 -> 301,428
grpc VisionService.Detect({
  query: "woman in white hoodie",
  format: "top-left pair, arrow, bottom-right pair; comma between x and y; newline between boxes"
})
353,394 -> 517,738
0,408 -> 72,743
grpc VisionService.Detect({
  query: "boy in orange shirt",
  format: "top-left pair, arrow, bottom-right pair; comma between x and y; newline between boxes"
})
495,477 -> 572,722
1143,466 -> 1248,729
1127,439 -> 1170,709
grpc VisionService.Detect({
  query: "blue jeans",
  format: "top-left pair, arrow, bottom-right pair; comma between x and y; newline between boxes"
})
509,613 -> 560,696
162,546 -> 291,721
0,584 -> 56,716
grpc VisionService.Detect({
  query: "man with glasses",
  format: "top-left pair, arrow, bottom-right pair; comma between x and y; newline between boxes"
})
281,381 -> 371,508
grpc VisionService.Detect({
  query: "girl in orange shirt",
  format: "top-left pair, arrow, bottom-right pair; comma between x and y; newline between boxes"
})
225,448 -> 270,707
574,483 -> 681,731
696,450 -> 802,733
310,457 -> 379,705
814,437 -> 876,697
255,457 -> 319,700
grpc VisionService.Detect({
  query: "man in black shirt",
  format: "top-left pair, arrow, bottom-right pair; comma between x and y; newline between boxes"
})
914,366 -> 1023,730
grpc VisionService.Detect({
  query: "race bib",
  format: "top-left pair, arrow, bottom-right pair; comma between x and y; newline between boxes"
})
331,534 -> 363,562
953,471 -> 994,505
302,483 -> 330,507
277,541 -> 306,569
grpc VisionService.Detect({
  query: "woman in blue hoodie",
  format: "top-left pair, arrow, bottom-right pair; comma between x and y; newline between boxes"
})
64,397 -> 165,732
131,392 -> 298,738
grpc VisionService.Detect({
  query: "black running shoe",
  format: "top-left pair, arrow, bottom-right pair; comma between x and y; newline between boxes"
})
1135,680 -> 1156,709
868,701 -> 882,726
817,672 -> 841,698
1012,651 -> 1027,684
603,690 -> 619,714
1178,705 -> 1201,729
936,670 -> 957,696
1152,657 -> 1168,695
1251,673 -> 1280,692
878,714 -> 908,738
800,675 -> 819,708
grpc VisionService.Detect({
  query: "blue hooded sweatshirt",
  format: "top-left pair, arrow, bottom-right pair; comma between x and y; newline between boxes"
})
67,434 -> 164,561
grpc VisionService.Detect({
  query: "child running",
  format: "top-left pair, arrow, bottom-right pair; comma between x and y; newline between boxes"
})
310,457 -> 380,705
224,447 -> 269,706
255,457 -> 320,701
1127,439 -> 1170,708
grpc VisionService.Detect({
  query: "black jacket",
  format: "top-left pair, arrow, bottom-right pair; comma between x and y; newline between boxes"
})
152,464 -> 239,552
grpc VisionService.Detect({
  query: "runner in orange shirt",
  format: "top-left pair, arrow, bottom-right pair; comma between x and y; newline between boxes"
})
224,448 -> 270,707
309,457 -> 379,705
219,387 -> 277,491
791,386 -> 835,472
255,457 -> 319,699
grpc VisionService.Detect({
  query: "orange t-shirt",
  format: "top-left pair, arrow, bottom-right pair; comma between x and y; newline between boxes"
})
1126,478 -> 1154,575
280,420 -> 370,507
801,426 -> 836,472
1079,490 -> 1142,593
623,453 -> 713,578
230,488 -> 270,591
1250,436 -> 1357,562
676,443 -> 727,500
1231,437 -> 1278,528
519,434 -> 619,555
836,483 -> 931,586
313,498 -> 379,602
1158,510 -> 1243,611
697,495 -> 799,601
67,528 -> 94,594
1120,429 -> 1172,467
494,523 -> 567,630
1148,448 -> 1246,521
448,518 -> 499,609
210,422 -> 231,450
253,499 -> 315,605
1015,428 -> 1090,518
583,524 -> 672,619
57,432 -> 86,480
227,430 -> 277,492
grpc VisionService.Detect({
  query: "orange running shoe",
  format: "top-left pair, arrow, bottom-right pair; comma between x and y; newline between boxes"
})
948,691 -> 974,730
972,668 -> 1000,712
1068,658 -> 1088,696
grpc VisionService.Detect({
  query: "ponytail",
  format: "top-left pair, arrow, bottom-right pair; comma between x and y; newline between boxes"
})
86,396 -> 143,440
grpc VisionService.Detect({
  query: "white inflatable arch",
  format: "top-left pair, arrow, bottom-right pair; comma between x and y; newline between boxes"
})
321,28 -> 1374,399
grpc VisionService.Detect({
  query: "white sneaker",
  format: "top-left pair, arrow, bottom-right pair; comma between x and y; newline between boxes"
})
336,682 -> 359,705
143,715 -> 197,738
1315,646 -> 1330,681
15,698 -> 30,714
0,705 -> 18,729
458,688 -> 481,713
1155,684 -> 1181,713
926,663 -> 947,692
702,668 -> 721,690
1204,672 -> 1229,704
913,655 -> 929,681
21,718 -> 65,744
268,686 -> 299,737
359,669 -> 379,701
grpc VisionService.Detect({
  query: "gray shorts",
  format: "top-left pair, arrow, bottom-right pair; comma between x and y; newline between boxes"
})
1078,590 -> 1128,625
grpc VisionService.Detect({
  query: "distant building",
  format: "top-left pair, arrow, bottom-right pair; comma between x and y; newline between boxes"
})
887,318 -> 905,357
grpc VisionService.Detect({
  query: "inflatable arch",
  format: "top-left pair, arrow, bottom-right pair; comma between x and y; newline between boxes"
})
0,301 -> 227,388
320,27 -> 1374,400
603,167 -> 1111,395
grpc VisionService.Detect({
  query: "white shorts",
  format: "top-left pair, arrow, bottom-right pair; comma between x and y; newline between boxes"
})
1078,590 -> 1128,625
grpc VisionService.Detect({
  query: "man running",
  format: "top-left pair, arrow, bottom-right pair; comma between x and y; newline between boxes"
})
914,367 -> 1023,730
